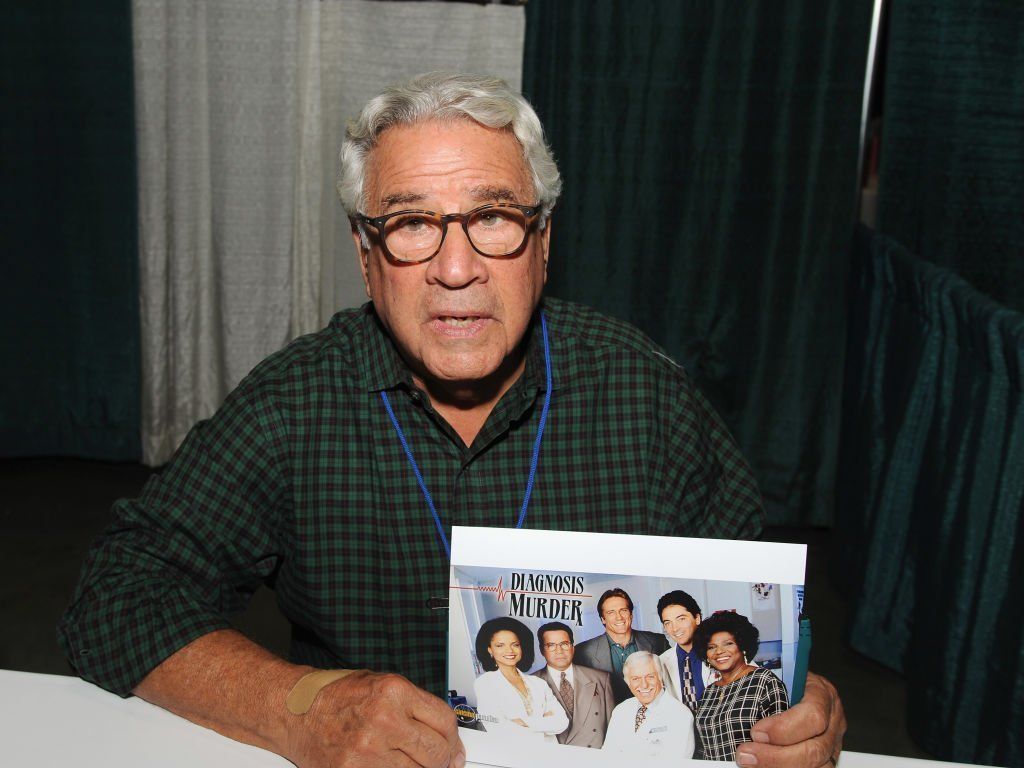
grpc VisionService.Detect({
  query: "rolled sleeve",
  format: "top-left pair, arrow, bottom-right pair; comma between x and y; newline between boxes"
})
57,378 -> 290,695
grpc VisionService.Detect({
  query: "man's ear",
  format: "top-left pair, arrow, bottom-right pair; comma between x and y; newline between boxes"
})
351,224 -> 372,298
540,215 -> 552,284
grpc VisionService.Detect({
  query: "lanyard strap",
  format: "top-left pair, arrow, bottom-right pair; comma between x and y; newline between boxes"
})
380,312 -> 553,560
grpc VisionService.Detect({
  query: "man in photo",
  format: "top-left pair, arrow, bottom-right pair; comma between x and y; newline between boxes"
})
603,651 -> 695,757
532,621 -> 616,748
657,589 -> 717,712
575,588 -> 670,703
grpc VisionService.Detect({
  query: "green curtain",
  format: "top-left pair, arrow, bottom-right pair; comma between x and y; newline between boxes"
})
837,227 -> 1024,767
524,1 -> 872,525
877,0 -> 1024,311
0,2 -> 140,460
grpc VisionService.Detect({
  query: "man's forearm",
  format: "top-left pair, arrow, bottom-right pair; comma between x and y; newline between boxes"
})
133,629 -> 465,768
134,629 -> 311,758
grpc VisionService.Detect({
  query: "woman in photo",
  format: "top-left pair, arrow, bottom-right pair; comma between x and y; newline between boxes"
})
473,616 -> 569,742
692,611 -> 789,760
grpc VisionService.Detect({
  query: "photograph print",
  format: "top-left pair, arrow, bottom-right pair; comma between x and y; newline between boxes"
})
448,527 -> 806,768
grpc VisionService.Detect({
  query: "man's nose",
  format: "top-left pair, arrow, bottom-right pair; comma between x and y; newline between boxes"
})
426,222 -> 487,288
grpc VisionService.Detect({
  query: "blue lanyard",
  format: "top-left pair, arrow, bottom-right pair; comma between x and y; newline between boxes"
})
379,312 -> 553,560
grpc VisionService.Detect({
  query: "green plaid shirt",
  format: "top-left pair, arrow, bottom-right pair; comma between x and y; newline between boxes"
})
58,297 -> 762,698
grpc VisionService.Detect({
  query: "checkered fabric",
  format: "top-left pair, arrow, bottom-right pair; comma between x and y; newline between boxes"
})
695,668 -> 789,760
58,297 -> 763,698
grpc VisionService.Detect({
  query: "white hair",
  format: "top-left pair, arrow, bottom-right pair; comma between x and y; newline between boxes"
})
622,651 -> 662,680
338,72 -> 562,247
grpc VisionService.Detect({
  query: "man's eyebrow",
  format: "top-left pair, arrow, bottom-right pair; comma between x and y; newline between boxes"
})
379,192 -> 427,211
378,186 -> 524,213
468,185 -> 521,203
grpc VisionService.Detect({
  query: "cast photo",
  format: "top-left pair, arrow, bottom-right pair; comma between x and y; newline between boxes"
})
450,557 -> 802,765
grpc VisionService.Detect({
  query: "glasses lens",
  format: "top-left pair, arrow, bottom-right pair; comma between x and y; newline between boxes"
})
382,212 -> 443,262
466,206 -> 528,256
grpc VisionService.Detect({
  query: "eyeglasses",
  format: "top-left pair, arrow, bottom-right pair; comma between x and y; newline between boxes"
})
356,202 -> 542,264
542,641 -> 573,651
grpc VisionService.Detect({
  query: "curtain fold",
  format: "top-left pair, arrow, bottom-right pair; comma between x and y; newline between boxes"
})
523,1 -> 872,525
1,1 -> 141,460
876,0 -> 1024,311
837,226 -> 1024,767
133,0 -> 525,465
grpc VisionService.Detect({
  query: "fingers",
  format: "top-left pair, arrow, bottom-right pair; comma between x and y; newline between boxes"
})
736,672 -> 846,768
394,716 -> 462,768
376,674 -> 463,768
452,737 -> 467,768
294,671 -> 463,768
403,678 -> 461,741
736,732 -> 834,768
406,680 -> 463,764
751,673 -> 833,746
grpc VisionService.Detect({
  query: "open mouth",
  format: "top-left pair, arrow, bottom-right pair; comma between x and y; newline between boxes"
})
439,315 -> 481,327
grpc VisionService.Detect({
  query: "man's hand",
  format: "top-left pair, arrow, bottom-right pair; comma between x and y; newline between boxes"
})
735,672 -> 846,768
285,670 -> 464,768
135,631 -> 464,768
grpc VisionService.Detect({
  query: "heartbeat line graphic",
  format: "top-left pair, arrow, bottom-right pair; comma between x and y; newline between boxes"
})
451,576 -> 591,602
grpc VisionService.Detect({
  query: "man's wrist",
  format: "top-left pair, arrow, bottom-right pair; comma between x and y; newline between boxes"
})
285,668 -> 357,715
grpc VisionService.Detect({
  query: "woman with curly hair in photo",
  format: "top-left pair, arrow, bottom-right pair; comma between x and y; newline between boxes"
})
692,611 -> 789,760
472,616 -> 569,742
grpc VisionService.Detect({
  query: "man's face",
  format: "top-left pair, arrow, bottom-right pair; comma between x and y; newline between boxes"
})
626,658 -> 663,706
355,119 -> 550,394
660,604 -> 701,650
600,596 -> 633,637
540,629 -> 575,671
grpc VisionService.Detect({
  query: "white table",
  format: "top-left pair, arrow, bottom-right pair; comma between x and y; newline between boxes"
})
0,670 -> 977,768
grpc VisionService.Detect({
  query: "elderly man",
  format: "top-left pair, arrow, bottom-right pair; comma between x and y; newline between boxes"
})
59,73 -> 844,768
603,651 -> 694,758
575,587 -> 669,704
532,621 -> 615,748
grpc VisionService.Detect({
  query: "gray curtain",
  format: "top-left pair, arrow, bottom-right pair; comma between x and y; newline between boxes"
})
133,0 -> 526,464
